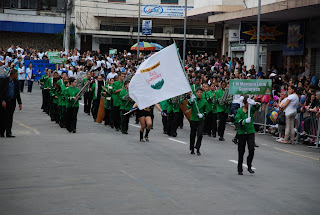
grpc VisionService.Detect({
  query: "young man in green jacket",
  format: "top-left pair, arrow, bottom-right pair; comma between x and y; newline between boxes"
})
58,77 -> 69,128
167,97 -> 181,137
119,81 -> 134,134
187,87 -> 208,156
160,100 -> 169,134
102,78 -> 114,127
215,81 -> 230,141
234,95 -> 260,175
112,73 -> 125,131
66,78 -> 81,133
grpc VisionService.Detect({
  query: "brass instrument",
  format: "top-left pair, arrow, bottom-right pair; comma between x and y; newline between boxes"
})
101,86 -> 112,96
121,73 -> 134,89
219,88 -> 232,105
72,80 -> 90,107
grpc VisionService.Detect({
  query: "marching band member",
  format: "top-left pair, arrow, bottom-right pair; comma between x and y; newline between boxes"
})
215,81 -> 229,141
66,78 -> 81,133
82,71 -> 93,115
167,97 -> 181,137
91,75 -> 105,121
112,73 -> 125,131
102,78 -> 114,127
159,100 -> 169,134
59,76 -> 69,128
131,103 -> 166,142
119,81 -> 134,134
187,87 -> 208,156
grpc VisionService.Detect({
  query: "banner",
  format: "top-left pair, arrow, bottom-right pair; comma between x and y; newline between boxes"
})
109,49 -> 117,55
49,57 -> 67,64
283,23 -> 304,56
142,20 -> 152,35
229,79 -> 272,95
47,52 -> 60,58
240,22 -> 287,44
129,43 -> 191,110
141,5 -> 193,17
24,60 -> 55,80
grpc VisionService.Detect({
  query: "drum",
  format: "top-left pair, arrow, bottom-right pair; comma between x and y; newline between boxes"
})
179,99 -> 191,122
96,97 -> 105,123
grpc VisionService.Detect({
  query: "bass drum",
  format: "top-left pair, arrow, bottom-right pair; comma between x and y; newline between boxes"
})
96,97 -> 106,123
179,99 -> 191,122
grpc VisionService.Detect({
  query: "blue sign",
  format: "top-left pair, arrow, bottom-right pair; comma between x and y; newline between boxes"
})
24,60 -> 56,80
142,5 -> 193,17
142,20 -> 152,36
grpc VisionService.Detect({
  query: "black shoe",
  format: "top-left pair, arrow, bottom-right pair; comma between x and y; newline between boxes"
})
232,138 -> 238,144
197,151 -> 201,156
248,169 -> 255,174
212,134 -> 216,138
110,125 -> 114,129
190,150 -> 195,154
94,119 -> 96,122
238,172 -> 243,175
115,128 -> 120,132
207,134 -> 212,137
87,113 -> 90,115
122,131 -> 128,134
145,137 -> 149,142
6,135 -> 15,138
254,143 -> 259,147
72,130 -> 76,133
163,131 -> 167,134
172,133 -> 177,137
219,137 -> 225,141
179,125 -> 183,129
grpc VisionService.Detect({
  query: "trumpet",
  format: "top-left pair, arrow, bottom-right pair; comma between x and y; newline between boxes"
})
72,80 -> 90,107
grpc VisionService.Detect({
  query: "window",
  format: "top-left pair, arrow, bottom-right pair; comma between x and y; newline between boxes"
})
100,25 -> 130,32
4,0 -> 39,9
161,0 -> 178,4
108,0 -> 126,2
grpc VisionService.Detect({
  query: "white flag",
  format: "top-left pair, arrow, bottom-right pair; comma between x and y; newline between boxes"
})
129,43 -> 191,110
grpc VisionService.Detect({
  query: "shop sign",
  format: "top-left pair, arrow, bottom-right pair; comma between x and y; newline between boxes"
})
141,5 -> 193,17
283,23 -> 304,56
240,22 -> 287,44
229,79 -> 272,95
230,42 -> 246,51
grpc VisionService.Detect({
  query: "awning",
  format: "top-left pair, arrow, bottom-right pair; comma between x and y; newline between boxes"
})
208,0 -> 320,24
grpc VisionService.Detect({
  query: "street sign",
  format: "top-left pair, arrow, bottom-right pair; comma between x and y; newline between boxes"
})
142,20 -> 152,36
109,49 -> 117,55
229,79 -> 272,95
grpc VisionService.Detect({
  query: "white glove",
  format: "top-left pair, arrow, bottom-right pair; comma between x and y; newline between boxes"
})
247,98 -> 256,105
197,113 -> 204,119
190,94 -> 196,102
245,117 -> 251,124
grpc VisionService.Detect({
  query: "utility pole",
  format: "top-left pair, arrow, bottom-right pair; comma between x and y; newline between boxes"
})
183,0 -> 187,67
256,0 -> 261,72
64,0 -> 72,52
137,0 -> 141,60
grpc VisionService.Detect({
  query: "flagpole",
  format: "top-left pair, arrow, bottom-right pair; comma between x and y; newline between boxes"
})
137,0 -> 141,60
174,41 -> 201,115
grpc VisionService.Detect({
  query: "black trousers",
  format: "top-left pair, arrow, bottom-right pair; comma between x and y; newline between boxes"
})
212,113 -> 218,136
205,112 -> 213,135
84,92 -> 93,114
178,109 -> 184,127
190,120 -> 204,151
0,99 -> 16,136
112,105 -> 121,129
91,98 -> 100,120
19,80 -> 25,92
168,112 -> 179,136
162,110 -> 168,133
43,89 -> 50,114
66,107 -> 79,132
121,110 -> 131,132
218,112 -> 228,138
59,106 -> 67,127
238,133 -> 255,172
104,108 -> 113,126
50,102 -> 57,121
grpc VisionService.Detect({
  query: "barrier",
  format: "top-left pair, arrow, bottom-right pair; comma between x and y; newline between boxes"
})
296,111 -> 320,148
252,102 -> 268,134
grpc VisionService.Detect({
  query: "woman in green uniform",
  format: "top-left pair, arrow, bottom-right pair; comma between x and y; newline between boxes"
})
66,78 -> 81,133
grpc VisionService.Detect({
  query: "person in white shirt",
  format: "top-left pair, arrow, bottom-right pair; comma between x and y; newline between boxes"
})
7,45 -> 15,54
106,67 -> 118,81
281,85 -> 299,144
18,63 -> 26,92
16,46 -> 24,54
26,63 -> 34,94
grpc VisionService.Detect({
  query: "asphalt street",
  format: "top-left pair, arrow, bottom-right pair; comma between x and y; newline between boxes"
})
0,86 -> 319,215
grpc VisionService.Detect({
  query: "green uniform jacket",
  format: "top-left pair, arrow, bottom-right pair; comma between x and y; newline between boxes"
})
191,84 -> 202,95
235,104 -> 260,135
59,85 -> 68,107
40,75 -> 48,87
82,77 -> 91,93
119,88 -> 134,111
167,99 -> 181,113
187,98 -> 208,121
50,86 -> 60,105
202,91 -> 214,113
102,84 -> 113,109
112,80 -> 124,107
57,79 -> 64,87
215,88 -> 229,113
160,100 -> 168,111
66,86 -> 81,108
45,77 -> 53,89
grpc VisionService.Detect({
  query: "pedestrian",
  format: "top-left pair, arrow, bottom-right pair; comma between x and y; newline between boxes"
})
235,95 -> 260,175
0,69 -> 22,138
66,78 -> 81,133
26,63 -> 34,93
17,63 -> 25,93
187,87 -> 208,156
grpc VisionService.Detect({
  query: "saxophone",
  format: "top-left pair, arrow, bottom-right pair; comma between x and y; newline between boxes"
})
219,88 -> 232,105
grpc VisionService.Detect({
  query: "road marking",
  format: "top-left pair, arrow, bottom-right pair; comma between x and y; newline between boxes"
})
229,160 -> 256,170
261,143 -> 269,146
273,147 -> 320,161
79,102 -> 84,106
13,119 -> 40,135
226,133 -> 234,136
168,138 -> 187,145
129,123 -> 140,128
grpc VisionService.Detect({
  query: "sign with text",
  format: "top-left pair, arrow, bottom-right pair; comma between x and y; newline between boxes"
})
229,79 -> 272,95
141,5 -> 193,17
47,52 -> 60,58
49,57 -> 67,64
142,20 -> 152,35
240,22 -> 287,44
109,49 -> 117,55
283,22 -> 304,56
24,60 -> 55,80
